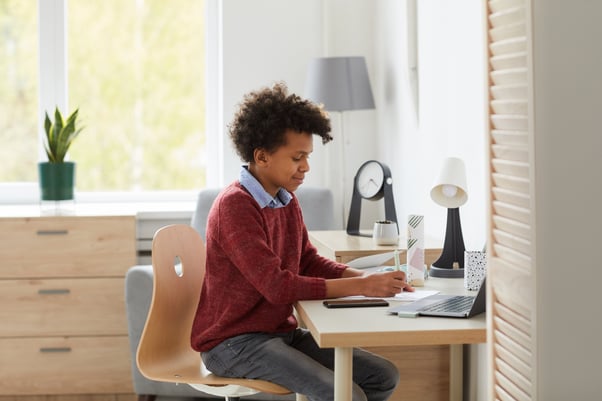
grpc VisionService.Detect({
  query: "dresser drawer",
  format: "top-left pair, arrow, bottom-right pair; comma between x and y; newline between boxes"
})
0,335 -> 133,395
0,216 -> 136,278
0,277 -> 128,337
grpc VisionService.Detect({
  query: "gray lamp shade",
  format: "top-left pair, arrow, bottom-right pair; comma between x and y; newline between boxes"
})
305,56 -> 375,112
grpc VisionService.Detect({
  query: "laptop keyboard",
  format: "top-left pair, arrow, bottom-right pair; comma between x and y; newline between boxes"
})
422,295 -> 474,313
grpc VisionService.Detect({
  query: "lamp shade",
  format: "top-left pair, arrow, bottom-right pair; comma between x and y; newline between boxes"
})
305,56 -> 375,112
430,157 -> 468,208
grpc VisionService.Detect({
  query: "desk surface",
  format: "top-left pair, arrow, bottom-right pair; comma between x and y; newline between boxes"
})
309,230 -> 442,264
295,277 -> 486,349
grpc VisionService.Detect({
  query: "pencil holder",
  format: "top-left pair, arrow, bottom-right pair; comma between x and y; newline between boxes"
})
464,251 -> 487,290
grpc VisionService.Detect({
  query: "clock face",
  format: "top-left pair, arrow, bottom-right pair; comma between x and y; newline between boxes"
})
357,161 -> 385,199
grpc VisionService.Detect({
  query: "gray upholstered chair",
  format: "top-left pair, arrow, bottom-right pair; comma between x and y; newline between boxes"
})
191,186 -> 336,239
125,186 -> 335,401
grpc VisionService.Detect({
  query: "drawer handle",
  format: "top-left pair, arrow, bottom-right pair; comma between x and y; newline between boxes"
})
38,289 -> 71,295
39,347 -> 72,353
36,229 -> 69,236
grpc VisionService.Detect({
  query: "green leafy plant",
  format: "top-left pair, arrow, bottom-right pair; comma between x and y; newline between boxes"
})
43,107 -> 84,163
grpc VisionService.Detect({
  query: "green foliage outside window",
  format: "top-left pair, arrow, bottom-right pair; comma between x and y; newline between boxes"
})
0,0 -> 38,182
0,0 -> 206,192
68,0 -> 206,191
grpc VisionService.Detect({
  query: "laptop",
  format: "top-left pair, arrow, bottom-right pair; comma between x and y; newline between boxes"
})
388,278 -> 487,318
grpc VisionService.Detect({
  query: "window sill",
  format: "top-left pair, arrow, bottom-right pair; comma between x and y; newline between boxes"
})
1,184 -> 199,219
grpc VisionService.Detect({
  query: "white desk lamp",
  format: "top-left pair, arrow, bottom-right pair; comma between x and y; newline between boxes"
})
430,157 -> 468,278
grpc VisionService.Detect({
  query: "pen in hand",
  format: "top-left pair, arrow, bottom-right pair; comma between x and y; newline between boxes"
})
393,248 -> 411,287
393,249 -> 400,271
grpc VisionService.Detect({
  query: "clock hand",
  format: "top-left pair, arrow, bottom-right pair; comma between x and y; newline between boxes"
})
360,179 -> 379,194
361,179 -> 374,192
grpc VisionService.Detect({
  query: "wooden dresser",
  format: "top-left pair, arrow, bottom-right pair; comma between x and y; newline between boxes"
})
0,207 -> 137,399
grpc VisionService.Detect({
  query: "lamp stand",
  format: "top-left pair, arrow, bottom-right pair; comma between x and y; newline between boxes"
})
338,112 -> 347,228
430,207 -> 466,278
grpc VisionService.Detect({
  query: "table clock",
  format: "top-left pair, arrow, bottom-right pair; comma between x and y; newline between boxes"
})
346,160 -> 398,236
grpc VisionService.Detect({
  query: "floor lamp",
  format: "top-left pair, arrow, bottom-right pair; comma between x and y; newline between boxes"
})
304,56 -> 375,227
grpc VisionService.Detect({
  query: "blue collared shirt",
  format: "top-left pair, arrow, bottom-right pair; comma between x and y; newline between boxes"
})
239,166 -> 292,209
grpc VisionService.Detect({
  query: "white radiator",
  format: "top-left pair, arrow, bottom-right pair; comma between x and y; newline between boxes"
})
135,210 -> 194,264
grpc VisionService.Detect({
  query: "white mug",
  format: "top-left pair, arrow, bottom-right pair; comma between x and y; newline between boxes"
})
372,220 -> 399,245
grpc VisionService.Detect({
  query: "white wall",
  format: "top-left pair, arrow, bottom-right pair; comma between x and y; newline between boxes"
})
213,0 -> 379,229
534,1 -> 602,398
374,0 -> 487,250
213,0 -> 487,247
212,0 -> 325,187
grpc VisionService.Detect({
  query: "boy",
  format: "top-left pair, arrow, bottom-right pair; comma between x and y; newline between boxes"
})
191,82 -> 413,401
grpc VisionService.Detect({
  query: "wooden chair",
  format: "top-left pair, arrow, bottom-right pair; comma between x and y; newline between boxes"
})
136,224 -> 292,401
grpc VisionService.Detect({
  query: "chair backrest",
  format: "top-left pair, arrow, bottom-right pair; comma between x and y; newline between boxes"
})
190,186 -> 336,239
190,188 -> 221,239
295,186 -> 336,230
137,224 -> 205,382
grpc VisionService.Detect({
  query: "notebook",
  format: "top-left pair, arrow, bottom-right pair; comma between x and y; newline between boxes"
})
388,278 -> 486,318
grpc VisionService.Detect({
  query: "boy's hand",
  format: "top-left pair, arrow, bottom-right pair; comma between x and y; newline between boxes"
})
361,271 -> 414,297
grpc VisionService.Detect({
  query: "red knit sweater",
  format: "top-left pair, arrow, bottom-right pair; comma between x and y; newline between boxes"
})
191,182 -> 347,351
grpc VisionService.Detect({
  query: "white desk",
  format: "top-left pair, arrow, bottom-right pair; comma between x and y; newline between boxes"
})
295,278 -> 486,401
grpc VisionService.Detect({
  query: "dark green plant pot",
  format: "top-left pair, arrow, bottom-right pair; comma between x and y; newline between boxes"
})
38,162 -> 76,201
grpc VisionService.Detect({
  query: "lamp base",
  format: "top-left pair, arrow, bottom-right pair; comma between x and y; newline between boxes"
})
429,265 -> 464,278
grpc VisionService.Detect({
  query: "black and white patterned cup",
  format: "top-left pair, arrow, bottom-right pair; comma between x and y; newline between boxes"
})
464,251 -> 487,290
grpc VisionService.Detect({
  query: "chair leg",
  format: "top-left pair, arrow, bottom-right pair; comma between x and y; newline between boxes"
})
224,397 -> 240,401
138,395 -> 157,401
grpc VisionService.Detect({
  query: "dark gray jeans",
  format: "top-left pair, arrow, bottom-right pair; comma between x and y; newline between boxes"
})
201,328 -> 399,401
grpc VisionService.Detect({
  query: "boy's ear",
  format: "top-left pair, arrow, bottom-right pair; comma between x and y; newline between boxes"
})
254,148 -> 269,165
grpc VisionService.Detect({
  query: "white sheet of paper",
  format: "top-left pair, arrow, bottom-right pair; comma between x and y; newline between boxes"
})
338,290 -> 439,302
346,251 -> 401,269
393,290 -> 439,301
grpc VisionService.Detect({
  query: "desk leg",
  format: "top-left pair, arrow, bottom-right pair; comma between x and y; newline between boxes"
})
449,344 -> 463,401
334,347 -> 353,401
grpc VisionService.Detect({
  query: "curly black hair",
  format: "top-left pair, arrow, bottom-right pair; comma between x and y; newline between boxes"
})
228,82 -> 333,163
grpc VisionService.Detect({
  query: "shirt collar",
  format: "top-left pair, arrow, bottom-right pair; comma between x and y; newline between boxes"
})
239,166 -> 292,209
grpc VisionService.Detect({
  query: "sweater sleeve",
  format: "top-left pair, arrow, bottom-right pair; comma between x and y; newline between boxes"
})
298,227 -> 348,279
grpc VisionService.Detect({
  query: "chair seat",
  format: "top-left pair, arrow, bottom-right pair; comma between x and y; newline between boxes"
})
141,356 -> 290,396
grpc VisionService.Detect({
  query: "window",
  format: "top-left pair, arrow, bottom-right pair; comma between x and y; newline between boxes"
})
1,0 -> 206,200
